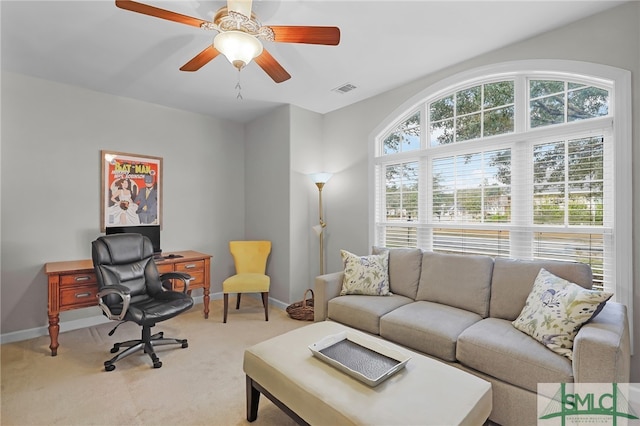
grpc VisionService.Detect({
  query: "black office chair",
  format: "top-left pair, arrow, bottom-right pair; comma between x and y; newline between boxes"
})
92,233 -> 194,371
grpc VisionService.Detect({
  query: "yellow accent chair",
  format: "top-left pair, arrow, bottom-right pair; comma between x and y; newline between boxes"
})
222,241 -> 272,323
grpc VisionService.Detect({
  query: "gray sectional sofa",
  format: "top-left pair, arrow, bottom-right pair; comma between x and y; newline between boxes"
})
314,248 -> 631,425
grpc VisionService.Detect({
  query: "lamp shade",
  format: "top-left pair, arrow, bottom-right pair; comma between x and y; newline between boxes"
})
309,172 -> 333,184
213,30 -> 263,70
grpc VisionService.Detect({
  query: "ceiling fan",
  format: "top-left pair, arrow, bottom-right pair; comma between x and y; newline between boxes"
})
115,0 -> 341,83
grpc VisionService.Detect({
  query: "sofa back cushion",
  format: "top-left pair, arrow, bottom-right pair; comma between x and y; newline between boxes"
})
416,252 -> 494,317
372,247 -> 422,299
489,257 -> 593,321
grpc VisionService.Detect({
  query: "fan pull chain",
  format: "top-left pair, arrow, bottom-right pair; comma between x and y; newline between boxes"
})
236,71 -> 243,100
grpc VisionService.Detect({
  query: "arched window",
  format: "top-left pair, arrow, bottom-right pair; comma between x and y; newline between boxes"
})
371,60 -> 632,312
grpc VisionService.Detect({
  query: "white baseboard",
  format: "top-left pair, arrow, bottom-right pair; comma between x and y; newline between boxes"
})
210,291 -> 289,311
0,293 -> 290,345
0,314 -> 113,345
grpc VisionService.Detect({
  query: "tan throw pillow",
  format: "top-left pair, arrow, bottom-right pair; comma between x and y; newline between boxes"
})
340,250 -> 390,296
512,268 -> 612,360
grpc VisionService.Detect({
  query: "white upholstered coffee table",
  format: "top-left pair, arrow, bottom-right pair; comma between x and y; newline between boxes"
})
243,321 -> 491,425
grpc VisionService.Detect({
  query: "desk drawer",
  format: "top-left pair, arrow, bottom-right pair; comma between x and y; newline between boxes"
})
156,263 -> 174,274
174,260 -> 205,289
175,260 -> 204,274
60,272 -> 96,287
60,284 -> 98,309
186,270 -> 204,287
172,271 -> 204,291
165,272 -> 203,292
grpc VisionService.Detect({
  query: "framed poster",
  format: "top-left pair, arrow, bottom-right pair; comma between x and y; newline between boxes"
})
101,150 -> 162,231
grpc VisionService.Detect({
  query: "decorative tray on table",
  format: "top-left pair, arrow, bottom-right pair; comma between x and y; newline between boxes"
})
308,331 -> 411,387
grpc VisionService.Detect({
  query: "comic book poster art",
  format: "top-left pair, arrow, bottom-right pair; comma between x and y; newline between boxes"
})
101,151 -> 162,231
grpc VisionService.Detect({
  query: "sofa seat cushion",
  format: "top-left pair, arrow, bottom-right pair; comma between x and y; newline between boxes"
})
380,301 -> 482,362
457,318 -> 573,393
327,294 -> 413,335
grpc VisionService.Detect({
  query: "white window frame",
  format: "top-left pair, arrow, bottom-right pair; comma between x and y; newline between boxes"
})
369,60 -> 632,323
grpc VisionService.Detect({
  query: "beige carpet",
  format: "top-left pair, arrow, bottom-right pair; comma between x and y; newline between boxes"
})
1,298 -> 309,426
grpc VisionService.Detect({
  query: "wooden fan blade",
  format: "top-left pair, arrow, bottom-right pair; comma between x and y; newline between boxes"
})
254,49 -> 291,83
180,46 -> 221,72
269,26 -> 340,45
115,0 -> 207,28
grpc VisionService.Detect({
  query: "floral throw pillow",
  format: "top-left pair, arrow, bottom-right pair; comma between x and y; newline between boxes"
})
512,268 -> 612,360
340,250 -> 390,296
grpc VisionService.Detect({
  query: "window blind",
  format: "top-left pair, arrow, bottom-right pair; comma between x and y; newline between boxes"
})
375,73 -> 615,295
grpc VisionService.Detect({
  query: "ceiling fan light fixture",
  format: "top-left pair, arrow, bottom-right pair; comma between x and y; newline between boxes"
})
213,30 -> 263,70
115,0 -> 340,83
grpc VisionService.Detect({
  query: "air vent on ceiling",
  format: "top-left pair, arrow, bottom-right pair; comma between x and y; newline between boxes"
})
332,83 -> 357,94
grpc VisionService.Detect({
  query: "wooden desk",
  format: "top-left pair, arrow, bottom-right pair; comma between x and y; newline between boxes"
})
44,250 -> 211,356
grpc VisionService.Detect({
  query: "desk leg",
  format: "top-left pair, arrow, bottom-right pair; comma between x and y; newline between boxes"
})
47,275 -> 61,357
203,258 -> 210,319
48,314 -> 59,356
203,287 -> 210,319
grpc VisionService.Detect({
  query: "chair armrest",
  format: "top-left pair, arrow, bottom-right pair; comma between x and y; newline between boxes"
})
160,272 -> 193,293
97,285 -> 131,321
314,271 -> 344,322
573,301 -> 631,383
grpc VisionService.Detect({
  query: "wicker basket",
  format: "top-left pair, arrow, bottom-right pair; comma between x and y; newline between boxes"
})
286,289 -> 315,321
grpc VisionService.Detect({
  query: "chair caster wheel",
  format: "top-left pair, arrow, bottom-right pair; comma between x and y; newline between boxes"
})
181,341 -> 188,348
153,361 -> 162,369
105,363 -> 116,372
110,346 -> 120,354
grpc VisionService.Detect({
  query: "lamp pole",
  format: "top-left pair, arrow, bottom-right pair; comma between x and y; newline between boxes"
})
309,173 -> 332,276
316,181 -> 326,275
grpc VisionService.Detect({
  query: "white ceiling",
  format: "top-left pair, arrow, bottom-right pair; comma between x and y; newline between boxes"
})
1,1 -> 626,123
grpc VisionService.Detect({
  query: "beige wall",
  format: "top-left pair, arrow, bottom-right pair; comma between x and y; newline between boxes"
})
243,105 -> 328,304
244,105 -> 292,303
0,72 -> 246,334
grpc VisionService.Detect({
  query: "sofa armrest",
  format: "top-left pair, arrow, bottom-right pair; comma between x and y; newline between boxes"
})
314,271 -> 344,322
573,301 -> 630,383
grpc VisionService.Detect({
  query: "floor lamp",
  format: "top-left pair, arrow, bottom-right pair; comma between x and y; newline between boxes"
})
309,172 -> 332,276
